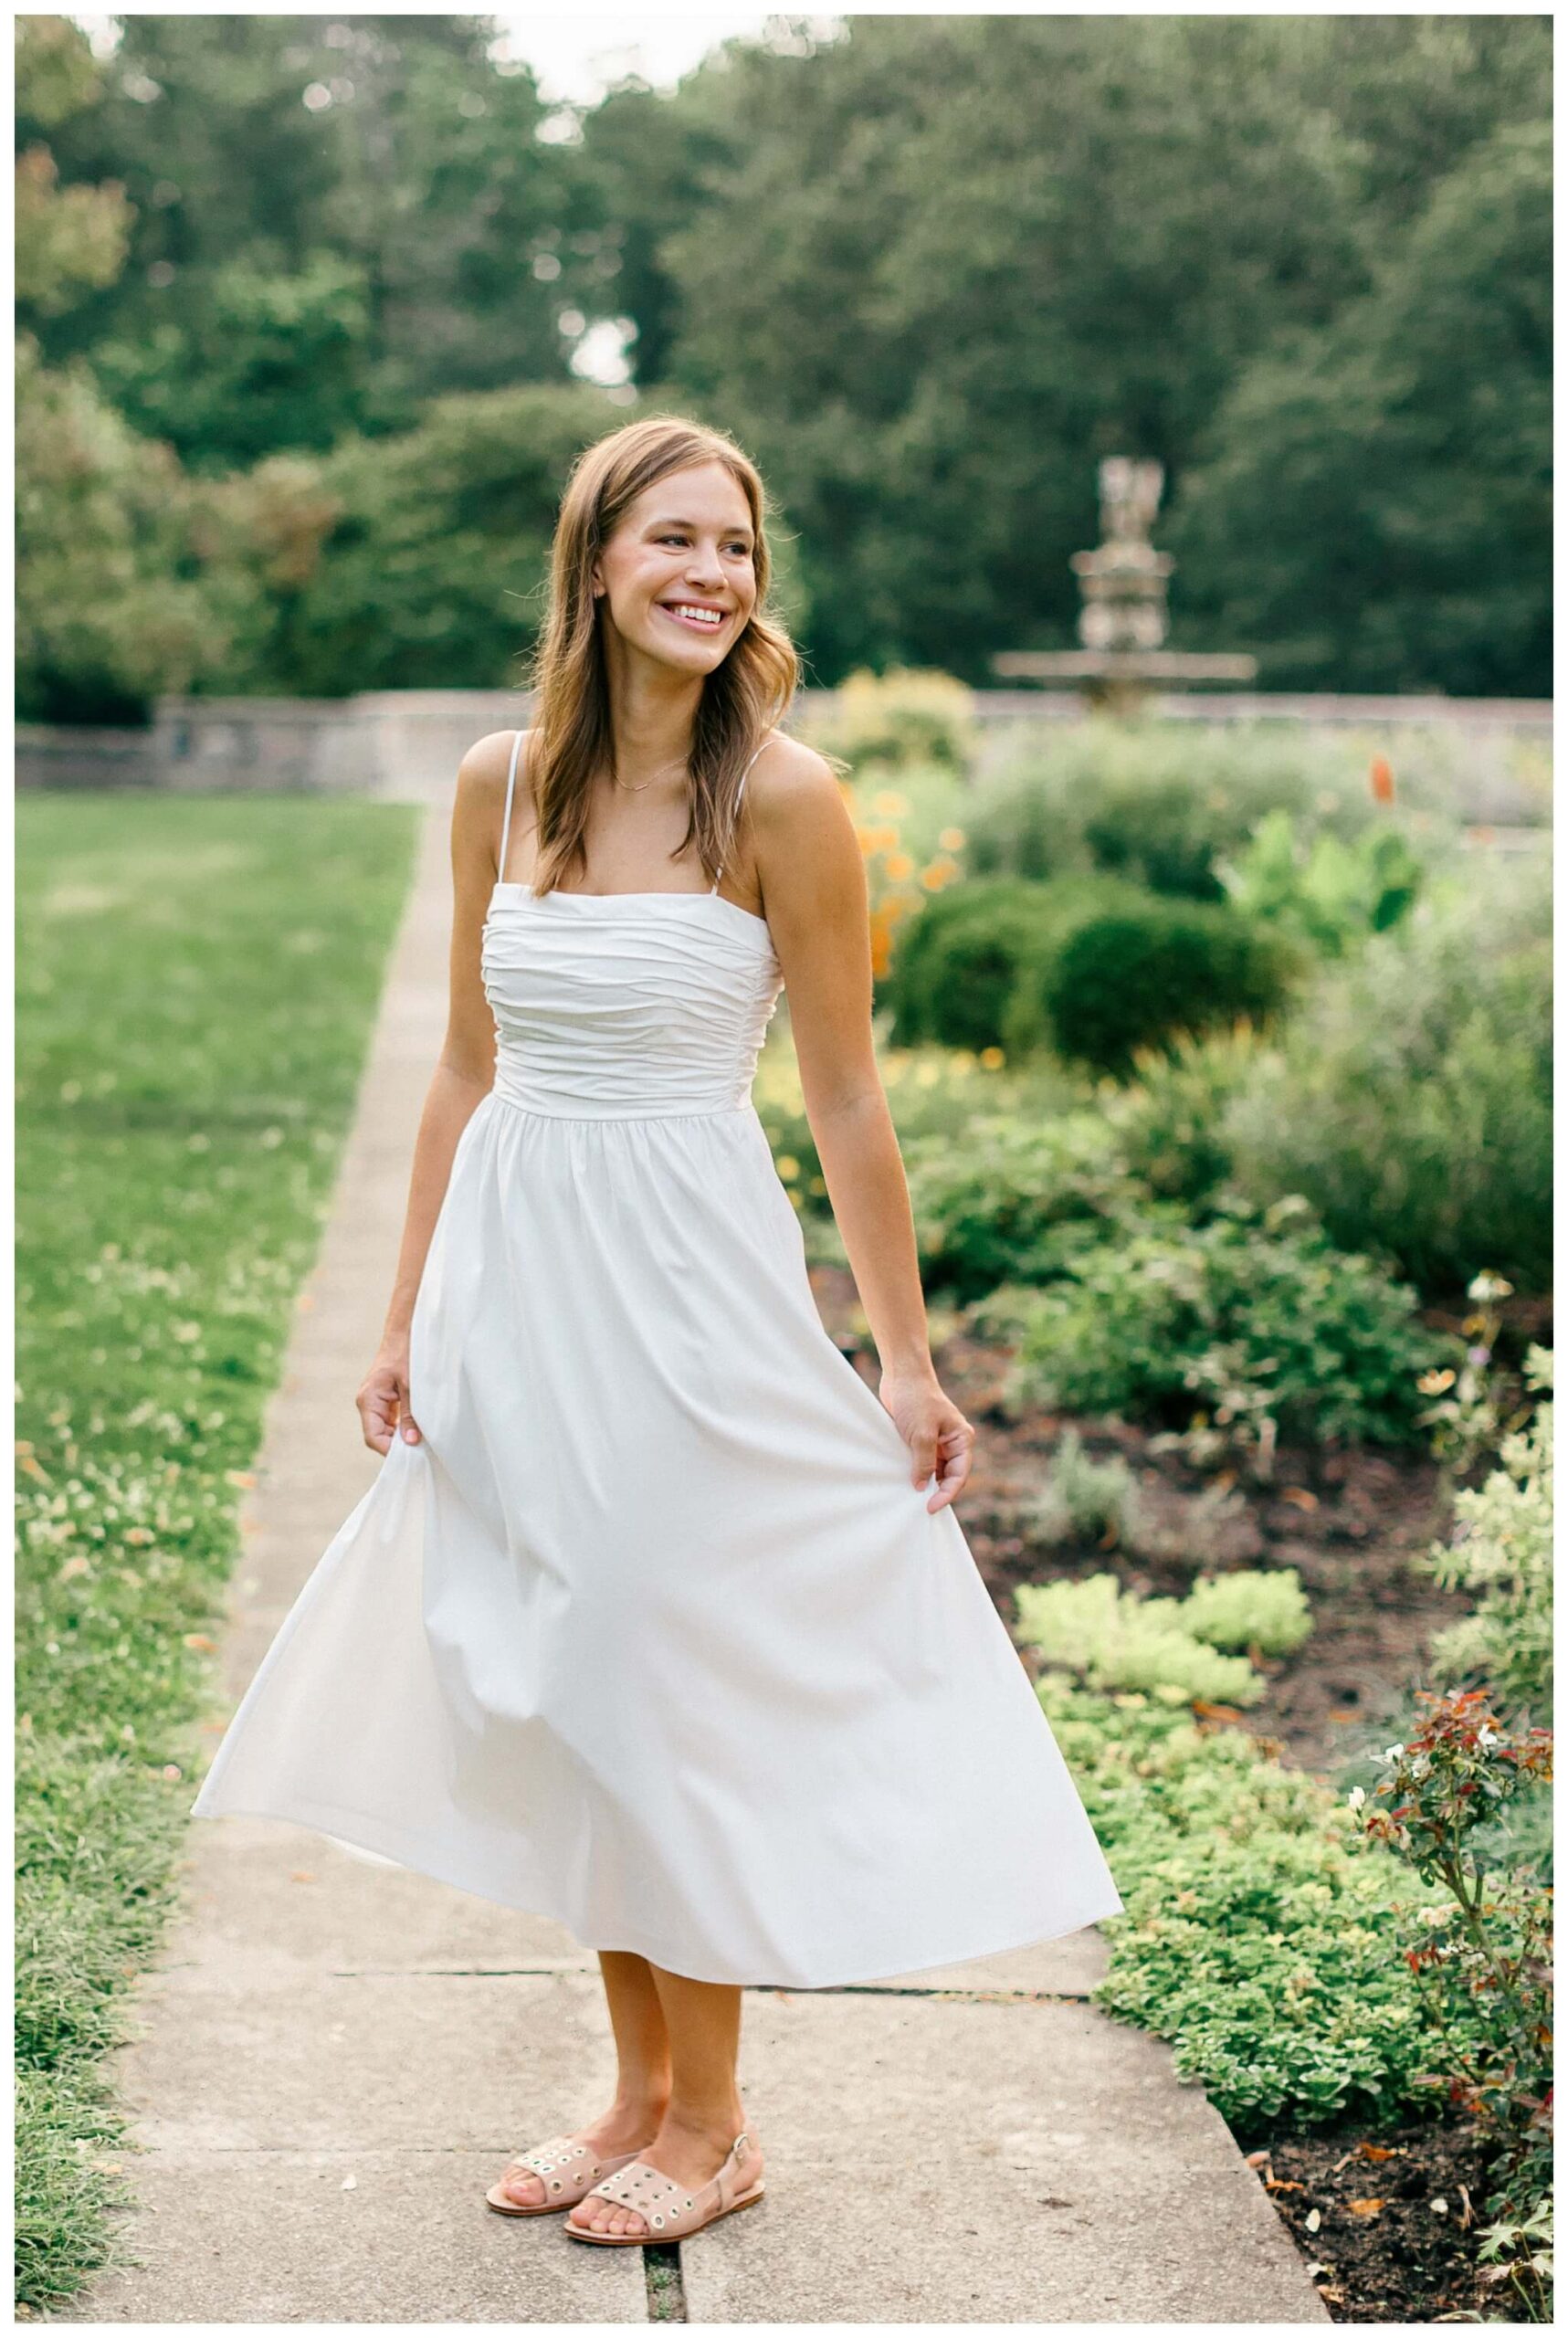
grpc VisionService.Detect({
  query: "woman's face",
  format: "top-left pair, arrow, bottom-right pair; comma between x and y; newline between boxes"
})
591,460 -> 758,675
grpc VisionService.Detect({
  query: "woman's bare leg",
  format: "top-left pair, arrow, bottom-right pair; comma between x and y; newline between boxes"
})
496,1949 -> 671,2207
568,1962 -> 763,2238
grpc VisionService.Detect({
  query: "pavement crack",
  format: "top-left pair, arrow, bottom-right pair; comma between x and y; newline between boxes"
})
757,1982 -> 1090,2004
326,1964 -> 590,1978
644,2240 -> 686,2322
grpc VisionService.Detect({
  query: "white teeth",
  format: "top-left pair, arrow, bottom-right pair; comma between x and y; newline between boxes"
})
663,605 -> 724,627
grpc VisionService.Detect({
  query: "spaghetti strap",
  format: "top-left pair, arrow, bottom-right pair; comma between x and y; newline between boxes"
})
498,728 -> 524,884
710,737 -> 771,893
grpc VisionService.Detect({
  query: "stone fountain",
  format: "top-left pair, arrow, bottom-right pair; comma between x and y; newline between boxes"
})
993,457 -> 1256,716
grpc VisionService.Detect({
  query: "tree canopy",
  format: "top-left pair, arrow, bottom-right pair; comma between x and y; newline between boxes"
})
16,12 -> 1552,712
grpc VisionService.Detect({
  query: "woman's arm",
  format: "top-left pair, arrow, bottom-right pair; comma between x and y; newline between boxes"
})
356,730 -> 515,1455
751,739 -> 975,1513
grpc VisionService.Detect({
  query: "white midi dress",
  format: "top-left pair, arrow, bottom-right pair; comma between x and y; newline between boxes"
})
192,730 -> 1125,1987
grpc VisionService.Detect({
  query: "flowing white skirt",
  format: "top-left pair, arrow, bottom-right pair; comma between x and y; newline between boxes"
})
193,1093 -> 1124,1987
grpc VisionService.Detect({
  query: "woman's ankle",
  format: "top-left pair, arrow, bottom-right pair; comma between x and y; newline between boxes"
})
659,2093 -> 747,2145
610,2076 -> 672,2125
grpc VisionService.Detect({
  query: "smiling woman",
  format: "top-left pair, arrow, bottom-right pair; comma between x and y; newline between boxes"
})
189,412 -> 1124,2248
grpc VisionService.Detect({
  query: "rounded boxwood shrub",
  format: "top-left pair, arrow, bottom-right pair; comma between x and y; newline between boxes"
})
887,874 -> 1147,1053
1046,901 -> 1298,1076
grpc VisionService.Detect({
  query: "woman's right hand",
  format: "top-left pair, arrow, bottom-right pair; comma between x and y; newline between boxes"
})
358,1340 -> 420,1455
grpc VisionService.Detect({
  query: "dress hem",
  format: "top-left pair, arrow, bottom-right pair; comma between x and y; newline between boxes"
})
188,1787 -> 1126,1992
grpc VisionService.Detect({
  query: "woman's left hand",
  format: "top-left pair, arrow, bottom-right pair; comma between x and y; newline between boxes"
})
878,1368 -> 976,1513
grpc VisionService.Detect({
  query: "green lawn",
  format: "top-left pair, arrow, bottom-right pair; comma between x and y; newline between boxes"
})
15,790 -> 418,2312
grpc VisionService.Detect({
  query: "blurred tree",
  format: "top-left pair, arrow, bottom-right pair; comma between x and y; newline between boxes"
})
37,16 -> 588,440
205,382 -> 610,695
15,18 -> 132,314
563,66 -> 751,397
15,18 -> 253,721
16,337 -> 246,721
19,12 -> 1552,699
89,253 -> 374,470
1167,121 -> 1551,698
628,13 -> 1548,687
1284,13 -> 1553,234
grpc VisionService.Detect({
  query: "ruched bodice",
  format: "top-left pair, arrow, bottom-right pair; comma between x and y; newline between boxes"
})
481,883 -> 784,1120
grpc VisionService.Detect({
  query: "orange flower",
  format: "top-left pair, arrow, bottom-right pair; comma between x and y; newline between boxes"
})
868,907 -> 895,977
883,853 -> 913,880
1369,756 -> 1395,804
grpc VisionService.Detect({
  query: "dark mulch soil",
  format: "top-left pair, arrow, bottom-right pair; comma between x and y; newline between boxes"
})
810,1264 -> 1551,2325
922,1318 -> 1461,1777
814,1265 -> 1470,1778
1237,2114 -> 1518,2323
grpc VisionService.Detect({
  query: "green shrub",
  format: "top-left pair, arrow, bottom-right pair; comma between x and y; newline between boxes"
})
885,873 -> 1147,1053
1044,900 -> 1299,1078
1100,1021 -> 1270,1207
1216,806 -> 1424,958
1002,1195 -> 1452,1449
810,665 -> 977,774
903,1110 -> 1160,1305
1223,857 -> 1552,1296
1015,1574 -> 1263,1704
1181,1566 -> 1313,1658
964,720 -> 1398,898
1047,1680 -> 1473,2128
1425,1344 -> 1552,1724
1029,1581 -> 1545,2145
754,1027 -> 1083,1232
1026,1428 -> 1143,1547
1083,769 -> 1242,901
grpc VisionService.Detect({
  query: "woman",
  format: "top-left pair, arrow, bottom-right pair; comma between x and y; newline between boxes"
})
192,415 -> 1124,2248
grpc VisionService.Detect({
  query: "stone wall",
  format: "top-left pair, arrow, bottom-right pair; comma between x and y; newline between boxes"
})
16,686 -> 1553,809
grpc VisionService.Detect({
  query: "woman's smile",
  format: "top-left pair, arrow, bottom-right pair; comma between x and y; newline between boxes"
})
658,600 -> 730,633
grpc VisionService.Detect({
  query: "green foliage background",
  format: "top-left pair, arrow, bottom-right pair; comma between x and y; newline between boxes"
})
16,12 -> 1552,715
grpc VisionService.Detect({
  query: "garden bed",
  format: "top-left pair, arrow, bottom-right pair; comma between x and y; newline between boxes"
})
810,1261 -> 1549,2326
811,1261 -> 1496,1777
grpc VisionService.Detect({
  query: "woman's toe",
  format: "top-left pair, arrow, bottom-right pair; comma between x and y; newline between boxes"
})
503,2171 -> 545,2207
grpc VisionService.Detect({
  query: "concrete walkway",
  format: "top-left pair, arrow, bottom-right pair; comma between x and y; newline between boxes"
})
64,794 -> 1326,2324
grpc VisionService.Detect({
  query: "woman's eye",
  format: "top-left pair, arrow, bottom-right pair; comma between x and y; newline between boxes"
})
660,535 -> 751,554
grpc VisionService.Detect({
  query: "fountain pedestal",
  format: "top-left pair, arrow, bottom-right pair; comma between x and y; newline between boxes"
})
994,458 -> 1256,715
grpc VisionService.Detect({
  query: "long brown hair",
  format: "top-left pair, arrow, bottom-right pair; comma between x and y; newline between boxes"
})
517,415 -> 799,896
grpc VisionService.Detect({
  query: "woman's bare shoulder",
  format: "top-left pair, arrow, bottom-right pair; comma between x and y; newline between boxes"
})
457,727 -> 528,788
747,731 -> 844,813
453,727 -> 530,826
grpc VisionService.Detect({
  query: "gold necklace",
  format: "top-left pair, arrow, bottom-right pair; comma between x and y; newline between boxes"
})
612,752 -> 690,795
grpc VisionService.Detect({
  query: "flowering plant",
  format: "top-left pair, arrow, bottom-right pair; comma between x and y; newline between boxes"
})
1351,1686 -> 1552,2310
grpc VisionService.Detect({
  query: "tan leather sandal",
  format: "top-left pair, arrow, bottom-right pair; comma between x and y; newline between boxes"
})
485,2133 -> 643,2217
564,2129 -> 764,2245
